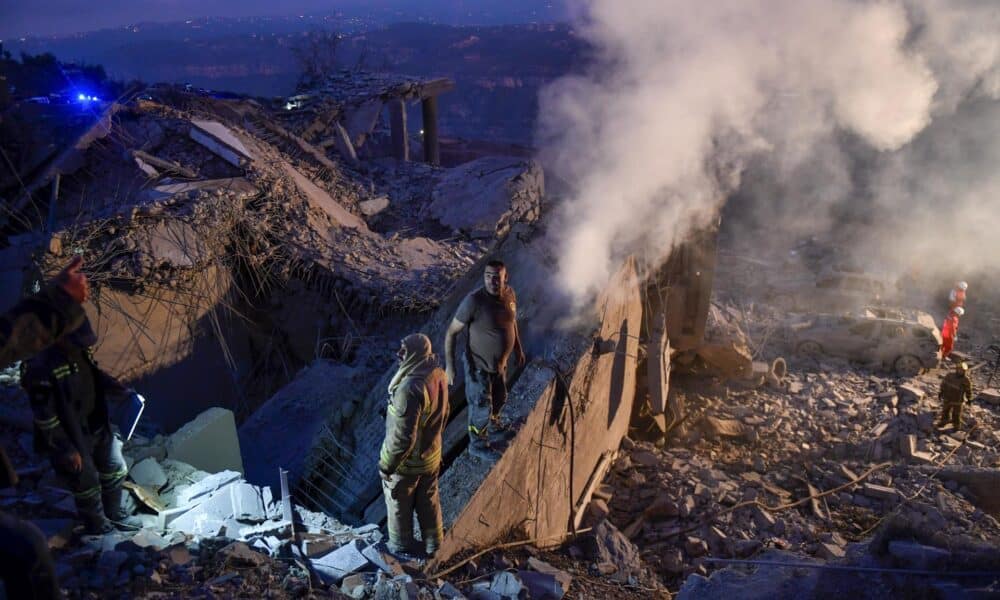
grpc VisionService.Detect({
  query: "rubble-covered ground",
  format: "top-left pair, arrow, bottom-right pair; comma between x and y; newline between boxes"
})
597,234 -> 1000,597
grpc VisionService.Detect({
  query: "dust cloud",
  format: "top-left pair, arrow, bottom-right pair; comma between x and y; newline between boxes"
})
538,0 -> 1000,306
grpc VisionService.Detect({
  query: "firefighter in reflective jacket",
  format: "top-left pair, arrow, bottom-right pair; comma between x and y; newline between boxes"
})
379,333 -> 448,558
21,317 -> 130,534
941,306 -> 963,359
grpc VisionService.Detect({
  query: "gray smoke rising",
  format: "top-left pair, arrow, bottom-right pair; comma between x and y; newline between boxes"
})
538,0 -> 1000,305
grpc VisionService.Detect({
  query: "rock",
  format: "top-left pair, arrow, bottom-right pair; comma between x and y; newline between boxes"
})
165,544 -> 193,566
359,197 -> 390,217
702,416 -> 747,439
167,408 -> 244,474
587,498 -> 611,523
631,450 -> 660,467
310,539 -> 371,585
437,581 -> 468,599
887,541 -> 951,570
862,483 -> 901,502
896,384 -> 925,403
679,496 -> 697,518
340,573 -> 369,599
130,529 -> 169,550
644,497 -> 679,519
685,536 -> 709,557
130,458 -> 168,489
490,571 -> 524,599
734,539 -> 762,558
751,506 -> 776,530
217,541 -> 268,567
581,521 -> 642,583
815,542 -> 845,560
526,557 -> 572,594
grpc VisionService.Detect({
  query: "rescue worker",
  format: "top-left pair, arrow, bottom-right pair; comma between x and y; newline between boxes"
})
379,333 -> 448,558
21,316 -> 131,535
444,260 -> 526,459
0,256 -> 90,599
937,361 -> 973,429
940,306 -> 963,359
949,281 -> 968,311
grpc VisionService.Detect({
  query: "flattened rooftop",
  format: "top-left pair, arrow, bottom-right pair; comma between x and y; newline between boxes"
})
289,70 -> 455,112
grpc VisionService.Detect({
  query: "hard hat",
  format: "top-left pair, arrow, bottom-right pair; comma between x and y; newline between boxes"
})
953,306 -> 965,316
958,362 -> 969,371
958,281 -> 968,291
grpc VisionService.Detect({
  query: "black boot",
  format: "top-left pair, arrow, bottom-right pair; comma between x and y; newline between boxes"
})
102,486 -> 141,530
78,499 -> 114,535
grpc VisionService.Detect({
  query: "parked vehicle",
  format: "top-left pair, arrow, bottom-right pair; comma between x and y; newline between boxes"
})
787,310 -> 941,375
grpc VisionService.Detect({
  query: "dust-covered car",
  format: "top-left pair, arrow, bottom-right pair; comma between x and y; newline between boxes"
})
786,310 -> 941,376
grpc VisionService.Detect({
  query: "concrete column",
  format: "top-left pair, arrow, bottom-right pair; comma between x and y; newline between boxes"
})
388,98 -> 409,162
421,95 -> 440,166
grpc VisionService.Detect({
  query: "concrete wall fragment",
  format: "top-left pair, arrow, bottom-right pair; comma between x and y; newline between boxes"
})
167,407 -> 244,474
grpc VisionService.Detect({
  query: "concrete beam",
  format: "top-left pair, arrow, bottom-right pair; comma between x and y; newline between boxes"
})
421,96 -> 440,166
388,99 -> 409,162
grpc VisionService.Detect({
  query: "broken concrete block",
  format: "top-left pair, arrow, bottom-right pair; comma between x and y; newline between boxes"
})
229,483 -> 267,521
130,529 -> 169,550
862,483 -> 901,502
684,536 -> 709,557
977,389 -> 1000,405
340,572 -> 369,599
169,487 -> 236,534
490,571 -> 524,599
361,544 -> 404,576
526,557 -> 572,594
702,416 -> 747,439
217,541 -> 269,567
130,458 -> 167,489
518,570 -> 565,600
876,391 -> 898,408
238,520 -> 292,539
896,384 -> 925,403
437,581 -> 468,599
157,505 -> 194,530
176,470 -> 242,506
311,539 -> 371,585
189,120 -> 253,167
167,408 -> 244,475
303,536 -> 337,558
888,540 -> 951,570
816,542 -> 845,560
359,197 -> 389,217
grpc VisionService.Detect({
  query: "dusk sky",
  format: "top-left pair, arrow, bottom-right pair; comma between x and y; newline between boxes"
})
0,0 -> 567,40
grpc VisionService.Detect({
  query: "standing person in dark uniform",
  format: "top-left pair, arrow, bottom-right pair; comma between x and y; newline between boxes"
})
444,260 -> 525,459
21,316 -> 131,534
0,256 -> 90,599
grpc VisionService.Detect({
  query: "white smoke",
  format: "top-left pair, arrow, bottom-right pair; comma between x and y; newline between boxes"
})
539,0 -> 1000,305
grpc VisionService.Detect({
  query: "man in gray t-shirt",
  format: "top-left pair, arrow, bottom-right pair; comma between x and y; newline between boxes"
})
445,260 -> 525,458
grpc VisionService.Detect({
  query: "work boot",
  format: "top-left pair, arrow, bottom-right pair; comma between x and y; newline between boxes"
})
79,504 -> 114,535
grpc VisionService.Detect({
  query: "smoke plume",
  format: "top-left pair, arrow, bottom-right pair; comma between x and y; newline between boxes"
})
539,0 -> 1000,305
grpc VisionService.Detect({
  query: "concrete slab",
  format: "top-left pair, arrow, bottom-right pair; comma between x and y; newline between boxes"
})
310,539 -> 371,585
190,120 -> 254,167
176,470 -> 242,506
230,482 -> 267,521
130,457 -> 168,489
167,408 -> 244,475
281,162 -> 368,231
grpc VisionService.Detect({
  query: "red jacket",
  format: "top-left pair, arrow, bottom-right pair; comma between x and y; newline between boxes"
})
941,314 -> 959,341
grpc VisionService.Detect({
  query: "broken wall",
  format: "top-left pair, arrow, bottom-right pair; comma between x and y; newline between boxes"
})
433,257 -> 642,564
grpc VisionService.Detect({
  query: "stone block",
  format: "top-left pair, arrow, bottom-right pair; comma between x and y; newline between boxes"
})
130,458 -> 168,489
176,470 -> 242,506
897,384 -> 925,403
167,408 -> 244,475
684,536 -> 709,557
816,542 -> 845,560
230,483 -> 267,521
862,483 -> 901,501
310,539 -> 371,585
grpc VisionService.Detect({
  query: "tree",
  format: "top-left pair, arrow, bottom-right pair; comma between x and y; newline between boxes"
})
291,29 -> 341,90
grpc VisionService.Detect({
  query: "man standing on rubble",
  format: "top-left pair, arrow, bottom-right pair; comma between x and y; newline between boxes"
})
20,315 -> 133,535
444,260 -> 526,459
941,306 -> 963,359
937,361 -> 973,429
0,256 -> 91,599
379,333 -> 449,558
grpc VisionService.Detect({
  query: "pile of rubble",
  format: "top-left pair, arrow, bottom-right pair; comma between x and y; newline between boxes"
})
597,354 -> 1000,594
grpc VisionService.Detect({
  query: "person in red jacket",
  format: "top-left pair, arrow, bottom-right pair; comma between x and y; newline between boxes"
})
949,281 -> 968,311
941,306 -> 964,359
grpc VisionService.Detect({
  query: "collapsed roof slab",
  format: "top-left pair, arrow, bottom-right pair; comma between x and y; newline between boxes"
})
189,120 -> 255,168
433,256 -> 642,565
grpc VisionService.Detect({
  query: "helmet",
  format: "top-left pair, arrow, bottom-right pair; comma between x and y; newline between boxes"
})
953,306 -> 965,316
958,281 -> 968,291
958,362 -> 969,371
